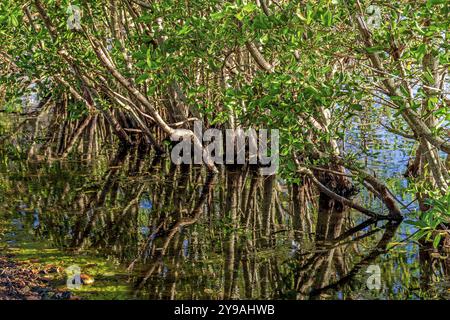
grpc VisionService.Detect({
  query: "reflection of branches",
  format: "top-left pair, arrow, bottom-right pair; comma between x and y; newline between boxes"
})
70,146 -> 129,248
92,183 -> 146,248
333,218 -> 379,242
133,173 -> 216,294
2,141 -> 406,299
309,222 -> 400,298
276,213 -> 389,298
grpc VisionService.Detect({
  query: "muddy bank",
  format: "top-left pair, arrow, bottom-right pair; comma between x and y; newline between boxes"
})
0,254 -> 73,300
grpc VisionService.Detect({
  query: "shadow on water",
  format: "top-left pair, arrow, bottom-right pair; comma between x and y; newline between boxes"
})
1,140 -> 450,299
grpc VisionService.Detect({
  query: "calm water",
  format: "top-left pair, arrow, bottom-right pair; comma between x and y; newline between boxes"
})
0,116 -> 449,300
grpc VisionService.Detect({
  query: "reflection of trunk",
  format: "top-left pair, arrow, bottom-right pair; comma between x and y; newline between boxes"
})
174,164 -> 190,218
259,260 -> 269,299
315,202 -> 345,243
223,169 -> 241,299
292,181 -> 313,239
311,202 -> 346,297
241,244 -> 253,298
70,146 -> 129,248
223,235 -> 236,299
163,234 -> 182,300
133,173 -> 216,294
243,171 -> 260,229
261,175 -> 275,245
418,246 -> 432,293
310,221 -> 400,297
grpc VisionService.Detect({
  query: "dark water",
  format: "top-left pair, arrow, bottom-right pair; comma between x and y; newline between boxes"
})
1,116 -> 450,300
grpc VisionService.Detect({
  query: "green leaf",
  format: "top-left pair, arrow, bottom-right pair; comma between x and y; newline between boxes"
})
136,74 -> 150,84
423,70 -> 435,84
210,11 -> 225,20
146,48 -> 152,68
350,104 -> 363,111
177,25 -> 192,36
399,85 -> 410,97
427,0 -> 446,6
242,3 -> 257,13
365,46 -> 385,54
235,12 -> 244,21
404,219 -> 428,228
322,10 -> 332,27
433,233 -> 441,248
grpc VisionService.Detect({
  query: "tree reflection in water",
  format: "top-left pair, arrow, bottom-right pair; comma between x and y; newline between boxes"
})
0,147 -> 449,300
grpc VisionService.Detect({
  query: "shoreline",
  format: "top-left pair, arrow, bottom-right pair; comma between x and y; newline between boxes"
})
0,254 -> 72,300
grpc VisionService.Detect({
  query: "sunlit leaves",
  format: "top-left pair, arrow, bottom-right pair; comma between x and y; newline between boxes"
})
0,2 -> 22,27
406,192 -> 450,248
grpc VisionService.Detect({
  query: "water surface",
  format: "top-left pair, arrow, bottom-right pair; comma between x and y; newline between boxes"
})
0,116 -> 449,300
